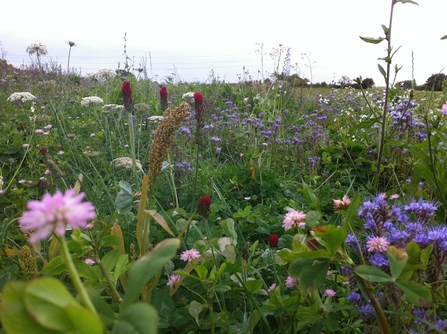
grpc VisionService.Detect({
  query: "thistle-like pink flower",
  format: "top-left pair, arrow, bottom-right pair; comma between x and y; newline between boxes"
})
285,276 -> 299,288
283,210 -> 307,231
324,289 -> 336,297
333,195 -> 351,211
180,248 -> 201,262
366,236 -> 390,253
19,189 -> 96,243
442,102 -> 447,116
167,274 -> 182,289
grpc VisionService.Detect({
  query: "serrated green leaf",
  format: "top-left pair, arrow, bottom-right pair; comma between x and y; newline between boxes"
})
396,281 -> 432,307
360,36 -> 385,44
354,265 -> 393,282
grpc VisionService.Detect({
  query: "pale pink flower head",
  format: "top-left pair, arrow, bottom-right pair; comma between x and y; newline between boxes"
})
389,193 -> 400,200
84,258 -> 95,266
180,248 -> 201,262
333,195 -> 351,211
324,289 -> 336,297
268,283 -> 277,292
283,210 -> 307,231
366,236 -> 390,253
19,189 -> 96,243
167,274 -> 182,289
441,102 -> 447,116
285,276 -> 299,288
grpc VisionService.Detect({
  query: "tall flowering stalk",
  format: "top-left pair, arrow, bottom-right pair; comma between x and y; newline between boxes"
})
190,92 -> 205,210
121,81 -> 139,184
66,41 -> 76,74
137,102 -> 190,255
159,86 -> 168,112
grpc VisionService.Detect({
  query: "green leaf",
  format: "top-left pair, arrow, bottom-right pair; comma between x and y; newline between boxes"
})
305,210 -> 321,227
115,181 -> 133,214
101,249 -> 120,272
387,246 -> 408,279
354,265 -> 393,282
99,234 -> 120,248
194,265 -> 208,281
40,255 -> 66,275
420,244 -> 433,268
378,64 -> 387,80
65,305 -> 104,334
0,281 -> 61,334
322,226 -> 346,257
360,36 -> 385,44
397,0 -> 418,4
219,218 -> 238,246
441,34 -> 447,40
244,280 -> 263,293
406,241 -> 421,265
86,287 -> 116,327
122,238 -> 180,310
24,277 -> 80,332
112,303 -> 158,334
248,310 -> 261,333
188,300 -> 204,325
396,281 -> 432,307
289,258 -> 329,293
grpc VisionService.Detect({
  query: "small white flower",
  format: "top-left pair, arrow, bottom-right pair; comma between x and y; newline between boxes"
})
182,92 -> 195,100
147,116 -> 164,123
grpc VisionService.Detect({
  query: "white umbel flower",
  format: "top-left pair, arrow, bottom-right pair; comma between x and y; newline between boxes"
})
7,92 -> 37,103
81,96 -> 104,107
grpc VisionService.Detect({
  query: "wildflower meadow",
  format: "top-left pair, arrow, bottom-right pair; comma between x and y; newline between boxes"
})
1,1 -> 447,333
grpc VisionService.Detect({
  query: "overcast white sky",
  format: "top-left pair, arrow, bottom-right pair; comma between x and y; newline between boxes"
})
1,0 -> 446,86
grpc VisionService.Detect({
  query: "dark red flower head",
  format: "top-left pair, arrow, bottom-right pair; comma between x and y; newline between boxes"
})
121,81 -> 133,111
122,81 -> 132,96
40,147 -> 48,155
194,92 -> 204,104
198,196 -> 211,219
268,234 -> 279,248
159,86 -> 168,99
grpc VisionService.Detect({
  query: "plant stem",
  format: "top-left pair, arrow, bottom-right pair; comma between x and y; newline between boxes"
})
375,0 -> 396,191
357,275 -> 391,334
59,235 -> 97,315
95,257 -> 122,303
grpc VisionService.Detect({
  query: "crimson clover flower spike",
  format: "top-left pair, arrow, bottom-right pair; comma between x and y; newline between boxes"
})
198,196 -> 211,219
268,234 -> 279,248
159,86 -> 168,111
121,81 -> 133,112
194,92 -> 205,146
